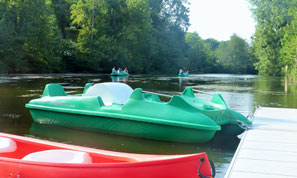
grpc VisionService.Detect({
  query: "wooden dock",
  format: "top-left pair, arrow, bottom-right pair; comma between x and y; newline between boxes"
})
224,107 -> 297,178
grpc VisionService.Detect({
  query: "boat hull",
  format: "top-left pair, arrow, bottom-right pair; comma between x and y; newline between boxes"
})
215,123 -> 245,136
29,108 -> 216,143
214,108 -> 251,136
194,108 -> 249,136
178,73 -> 189,77
26,84 -> 220,143
0,159 -> 206,178
0,133 -> 213,178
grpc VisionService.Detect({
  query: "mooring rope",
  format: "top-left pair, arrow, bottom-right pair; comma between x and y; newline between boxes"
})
142,91 -> 172,98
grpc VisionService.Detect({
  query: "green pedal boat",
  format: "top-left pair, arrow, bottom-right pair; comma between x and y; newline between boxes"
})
144,87 -> 252,136
26,83 -> 220,143
110,72 -> 129,76
178,72 -> 189,77
180,87 -> 252,136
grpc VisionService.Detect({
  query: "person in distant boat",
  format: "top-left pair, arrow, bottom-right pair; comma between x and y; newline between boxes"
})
179,68 -> 183,74
112,67 -> 116,73
119,68 -> 123,72
124,68 -> 128,73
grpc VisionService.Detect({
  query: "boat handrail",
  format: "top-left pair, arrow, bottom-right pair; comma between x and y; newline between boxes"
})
142,91 -> 172,98
191,89 -> 213,96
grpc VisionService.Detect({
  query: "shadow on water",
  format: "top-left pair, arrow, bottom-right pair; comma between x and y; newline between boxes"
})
28,122 -> 239,155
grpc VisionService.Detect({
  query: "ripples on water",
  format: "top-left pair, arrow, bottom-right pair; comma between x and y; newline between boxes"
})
1,73 -> 297,178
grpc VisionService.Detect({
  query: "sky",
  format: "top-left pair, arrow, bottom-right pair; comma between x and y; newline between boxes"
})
188,0 -> 256,42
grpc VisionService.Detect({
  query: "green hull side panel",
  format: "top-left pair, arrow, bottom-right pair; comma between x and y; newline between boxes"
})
29,109 -> 216,143
110,72 -> 129,76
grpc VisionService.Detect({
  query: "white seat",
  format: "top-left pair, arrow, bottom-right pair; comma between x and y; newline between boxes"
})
0,137 -> 17,153
22,149 -> 92,164
83,82 -> 133,106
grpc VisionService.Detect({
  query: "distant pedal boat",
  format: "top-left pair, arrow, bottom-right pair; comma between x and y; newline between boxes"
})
110,72 -> 129,76
178,72 -> 189,77
26,82 -> 220,143
0,132 -> 215,178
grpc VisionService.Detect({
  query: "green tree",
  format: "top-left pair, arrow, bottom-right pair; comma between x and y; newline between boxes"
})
0,0 -> 62,73
70,0 -> 152,73
0,0 -> 27,73
215,34 -> 254,74
205,38 -> 220,51
147,0 -> 190,74
280,7 -> 297,80
249,0 -> 296,76
185,32 -> 216,73
1,0 -> 217,75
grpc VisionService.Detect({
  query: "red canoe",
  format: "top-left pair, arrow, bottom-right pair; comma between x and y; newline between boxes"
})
0,132 -> 215,178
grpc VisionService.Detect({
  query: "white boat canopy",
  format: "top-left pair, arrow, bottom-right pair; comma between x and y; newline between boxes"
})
83,82 -> 133,106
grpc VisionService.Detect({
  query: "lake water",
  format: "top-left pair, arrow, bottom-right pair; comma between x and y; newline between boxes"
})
1,74 -> 297,177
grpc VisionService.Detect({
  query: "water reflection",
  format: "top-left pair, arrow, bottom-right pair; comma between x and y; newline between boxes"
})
191,74 -> 257,80
111,76 -> 129,83
29,122 -> 220,154
1,73 -> 297,178
28,122 -> 238,177
178,76 -> 189,90
254,76 -> 297,108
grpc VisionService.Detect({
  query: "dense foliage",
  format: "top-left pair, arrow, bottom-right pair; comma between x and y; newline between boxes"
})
0,0 -> 257,74
249,0 -> 297,79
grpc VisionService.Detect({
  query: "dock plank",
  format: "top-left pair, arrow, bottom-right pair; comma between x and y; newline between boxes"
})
225,107 -> 297,178
238,149 -> 297,163
241,141 -> 297,153
245,130 -> 297,144
231,159 -> 297,177
230,172 -> 297,178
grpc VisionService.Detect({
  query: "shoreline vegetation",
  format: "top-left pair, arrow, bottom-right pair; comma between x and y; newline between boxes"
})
0,0 -> 296,80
